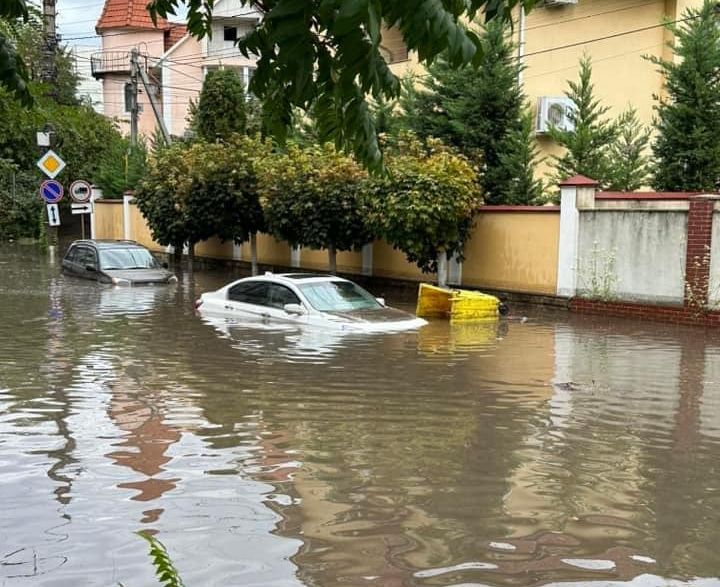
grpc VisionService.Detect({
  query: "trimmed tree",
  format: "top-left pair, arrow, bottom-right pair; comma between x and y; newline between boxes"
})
193,69 -> 247,141
134,143 -> 193,265
549,56 -> 617,187
187,135 -> 270,275
366,136 -> 481,287
648,0 -> 720,191
261,144 -> 371,274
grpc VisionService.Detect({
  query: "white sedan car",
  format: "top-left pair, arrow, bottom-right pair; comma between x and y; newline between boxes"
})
195,272 -> 427,332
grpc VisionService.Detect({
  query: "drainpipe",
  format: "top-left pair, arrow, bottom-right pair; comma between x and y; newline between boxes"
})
517,5 -> 526,87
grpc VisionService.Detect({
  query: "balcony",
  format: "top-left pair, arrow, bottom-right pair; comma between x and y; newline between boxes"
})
91,52 -> 148,77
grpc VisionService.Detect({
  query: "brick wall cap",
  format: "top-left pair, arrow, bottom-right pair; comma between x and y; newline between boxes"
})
689,194 -> 720,200
558,174 -> 599,187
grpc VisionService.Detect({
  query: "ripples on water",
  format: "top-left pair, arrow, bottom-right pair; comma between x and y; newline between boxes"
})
1,244 -> 720,586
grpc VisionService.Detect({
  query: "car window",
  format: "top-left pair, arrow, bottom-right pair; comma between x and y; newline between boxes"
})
228,282 -> 271,306
298,280 -> 381,312
267,284 -> 301,309
99,247 -> 159,270
76,246 -> 97,268
65,246 -> 78,263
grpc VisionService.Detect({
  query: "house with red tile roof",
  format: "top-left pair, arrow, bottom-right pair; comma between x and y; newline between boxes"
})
91,0 -> 261,139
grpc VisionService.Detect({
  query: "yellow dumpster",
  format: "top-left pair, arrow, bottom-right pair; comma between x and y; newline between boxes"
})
416,283 -> 503,322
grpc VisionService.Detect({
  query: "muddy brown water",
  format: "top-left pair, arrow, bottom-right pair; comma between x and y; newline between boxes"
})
1,243 -> 720,587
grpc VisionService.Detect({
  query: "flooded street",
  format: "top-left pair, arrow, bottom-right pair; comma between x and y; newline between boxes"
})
2,243 -> 720,587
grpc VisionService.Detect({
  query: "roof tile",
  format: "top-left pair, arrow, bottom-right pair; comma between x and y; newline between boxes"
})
96,0 -> 171,32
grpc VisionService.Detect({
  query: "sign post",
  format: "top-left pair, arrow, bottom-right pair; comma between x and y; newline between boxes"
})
70,179 -> 93,239
46,204 -> 60,227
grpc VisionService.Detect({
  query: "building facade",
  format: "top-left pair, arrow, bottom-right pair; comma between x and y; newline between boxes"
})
93,0 -> 702,180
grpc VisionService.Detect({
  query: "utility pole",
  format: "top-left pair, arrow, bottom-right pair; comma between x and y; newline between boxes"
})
41,0 -> 58,93
129,50 -> 140,146
132,49 -> 171,144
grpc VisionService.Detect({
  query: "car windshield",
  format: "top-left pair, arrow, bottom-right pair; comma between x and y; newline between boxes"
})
99,247 -> 160,270
298,280 -> 381,312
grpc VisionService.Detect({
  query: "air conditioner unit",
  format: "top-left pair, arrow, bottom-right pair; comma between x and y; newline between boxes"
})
536,96 -> 576,134
544,0 -> 578,6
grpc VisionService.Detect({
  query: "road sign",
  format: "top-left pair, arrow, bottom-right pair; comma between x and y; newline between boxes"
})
69,180 -> 92,203
71,202 -> 93,215
46,204 -> 60,227
36,150 -> 66,179
40,179 -> 63,204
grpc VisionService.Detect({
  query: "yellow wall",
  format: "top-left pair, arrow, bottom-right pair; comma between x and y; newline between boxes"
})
372,240 -> 428,282
195,236 -> 234,259
241,233 -> 292,267
463,211 -> 559,294
301,248 -> 363,274
94,201 -> 125,240
128,203 -> 163,251
95,201 -> 560,295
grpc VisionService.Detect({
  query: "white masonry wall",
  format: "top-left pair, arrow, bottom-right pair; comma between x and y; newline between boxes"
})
577,210 -> 687,304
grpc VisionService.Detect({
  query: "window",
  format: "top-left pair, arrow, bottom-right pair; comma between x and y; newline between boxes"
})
223,26 -> 237,42
267,284 -> 301,309
65,246 -> 79,264
99,247 -> 159,270
298,281 -> 381,312
124,82 -> 133,114
228,281 -> 271,305
75,246 -> 97,268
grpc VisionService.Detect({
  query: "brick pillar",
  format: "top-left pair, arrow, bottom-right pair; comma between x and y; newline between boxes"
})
684,198 -> 714,308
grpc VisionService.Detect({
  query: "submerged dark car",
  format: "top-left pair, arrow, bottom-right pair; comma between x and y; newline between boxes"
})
62,240 -> 177,286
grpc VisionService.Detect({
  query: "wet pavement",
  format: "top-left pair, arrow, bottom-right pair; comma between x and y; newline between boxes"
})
1,243 -> 720,586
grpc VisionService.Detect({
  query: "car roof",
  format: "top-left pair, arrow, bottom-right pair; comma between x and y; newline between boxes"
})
227,272 -> 346,288
69,239 -> 145,250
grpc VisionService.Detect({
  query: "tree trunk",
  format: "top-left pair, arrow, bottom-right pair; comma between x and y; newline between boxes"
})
437,250 -> 448,288
250,232 -> 258,276
328,243 -> 337,275
172,241 -> 183,266
188,242 -> 195,273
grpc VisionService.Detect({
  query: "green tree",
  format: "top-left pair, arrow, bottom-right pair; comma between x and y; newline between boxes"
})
549,56 -> 617,187
192,69 -> 247,141
187,135 -> 270,274
94,138 -> 147,199
0,0 -> 32,104
0,158 -> 41,240
135,136 -> 271,271
497,111 -> 545,204
606,107 -> 650,191
366,136 -> 480,286
403,19 -> 540,204
134,143 -> 193,264
648,1 -> 720,191
261,143 -> 371,274
147,0 -> 534,171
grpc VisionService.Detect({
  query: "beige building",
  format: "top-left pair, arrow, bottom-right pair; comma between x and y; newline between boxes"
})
93,0 -> 701,175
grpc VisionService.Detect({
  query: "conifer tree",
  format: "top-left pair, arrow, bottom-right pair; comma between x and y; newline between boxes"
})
549,56 -> 617,187
649,1 -> 720,191
497,111 -> 545,204
606,107 -> 650,191
404,19 -> 538,204
193,69 -> 247,142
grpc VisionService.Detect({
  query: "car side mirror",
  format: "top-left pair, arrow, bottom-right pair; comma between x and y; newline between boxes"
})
376,297 -> 386,307
283,303 -> 307,315
85,265 -> 97,272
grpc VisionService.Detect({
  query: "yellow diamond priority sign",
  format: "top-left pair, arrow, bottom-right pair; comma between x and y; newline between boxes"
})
36,150 -> 66,179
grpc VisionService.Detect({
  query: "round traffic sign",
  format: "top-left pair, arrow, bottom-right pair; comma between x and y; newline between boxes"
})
40,179 -> 63,204
70,180 -> 92,203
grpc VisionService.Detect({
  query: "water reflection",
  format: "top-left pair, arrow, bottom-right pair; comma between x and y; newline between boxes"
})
2,244 -> 720,586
